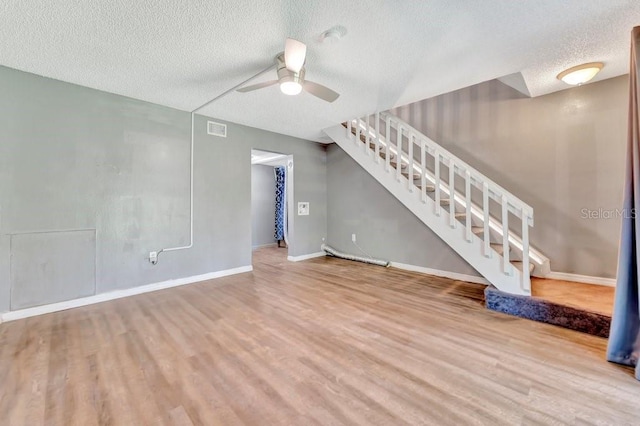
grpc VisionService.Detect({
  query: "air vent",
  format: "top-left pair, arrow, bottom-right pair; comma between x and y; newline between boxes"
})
207,121 -> 227,137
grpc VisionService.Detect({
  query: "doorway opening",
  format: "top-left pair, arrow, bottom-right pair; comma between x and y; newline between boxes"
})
251,149 -> 294,262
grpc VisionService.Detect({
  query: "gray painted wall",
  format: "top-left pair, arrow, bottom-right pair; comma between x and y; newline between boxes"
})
392,76 -> 628,278
0,65 -> 327,313
251,164 -> 276,248
326,144 -> 481,277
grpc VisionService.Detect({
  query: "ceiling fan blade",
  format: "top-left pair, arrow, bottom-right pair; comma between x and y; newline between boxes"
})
284,38 -> 306,73
303,80 -> 340,103
236,80 -> 278,92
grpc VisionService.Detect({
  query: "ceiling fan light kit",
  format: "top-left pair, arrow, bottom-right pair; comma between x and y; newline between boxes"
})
556,62 -> 604,85
280,81 -> 302,95
237,38 -> 340,103
277,53 -> 304,95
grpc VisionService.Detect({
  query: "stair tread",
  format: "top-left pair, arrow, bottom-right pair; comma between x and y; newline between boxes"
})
401,171 -> 421,179
490,243 -> 507,254
511,260 -> 535,273
472,226 -> 484,234
415,183 -> 436,192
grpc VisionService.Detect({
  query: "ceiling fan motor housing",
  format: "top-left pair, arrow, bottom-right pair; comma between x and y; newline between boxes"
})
276,53 -> 305,84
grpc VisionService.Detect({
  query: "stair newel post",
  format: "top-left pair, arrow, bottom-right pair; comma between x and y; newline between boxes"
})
347,119 -> 352,140
408,133 -> 414,193
502,195 -> 510,275
421,140 -> 426,203
483,182 -> 491,257
396,124 -> 402,182
465,170 -> 472,242
434,151 -> 441,216
375,112 -> 380,164
521,210 -> 531,293
385,117 -> 391,172
448,159 -> 455,228
355,118 -> 361,147
364,115 -> 370,154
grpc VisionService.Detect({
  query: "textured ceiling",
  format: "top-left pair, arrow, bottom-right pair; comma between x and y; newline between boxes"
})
1,1 -> 640,141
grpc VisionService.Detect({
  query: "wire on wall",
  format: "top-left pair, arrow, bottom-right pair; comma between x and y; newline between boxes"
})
153,64 -> 276,264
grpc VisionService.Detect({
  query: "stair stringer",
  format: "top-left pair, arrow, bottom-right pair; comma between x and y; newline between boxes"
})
324,124 -> 529,296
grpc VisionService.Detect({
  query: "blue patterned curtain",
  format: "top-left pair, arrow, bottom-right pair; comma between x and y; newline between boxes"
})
274,166 -> 286,241
607,27 -> 640,381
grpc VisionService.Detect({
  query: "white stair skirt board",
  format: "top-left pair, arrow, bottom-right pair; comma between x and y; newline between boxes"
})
391,262 -> 490,285
287,252 -> 326,262
0,265 -> 253,323
546,271 -> 616,287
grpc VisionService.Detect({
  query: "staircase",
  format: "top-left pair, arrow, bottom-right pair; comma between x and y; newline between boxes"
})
324,112 -> 550,296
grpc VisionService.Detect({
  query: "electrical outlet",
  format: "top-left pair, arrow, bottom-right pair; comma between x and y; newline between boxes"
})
352,233 -> 357,243
149,251 -> 158,265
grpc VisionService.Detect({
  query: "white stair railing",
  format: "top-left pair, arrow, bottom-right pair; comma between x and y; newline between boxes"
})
343,112 -> 538,294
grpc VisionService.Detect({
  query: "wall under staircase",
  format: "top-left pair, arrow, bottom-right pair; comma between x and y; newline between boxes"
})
324,112 -> 550,296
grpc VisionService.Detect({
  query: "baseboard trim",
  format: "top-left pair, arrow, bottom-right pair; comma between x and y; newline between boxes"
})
545,271 -> 616,287
287,252 -> 326,262
390,262 -> 489,285
0,265 -> 253,323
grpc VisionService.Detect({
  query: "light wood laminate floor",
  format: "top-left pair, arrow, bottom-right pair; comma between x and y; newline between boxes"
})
0,247 -> 637,425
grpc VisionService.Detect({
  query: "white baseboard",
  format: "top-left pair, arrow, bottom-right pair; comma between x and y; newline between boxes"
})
0,265 -> 253,323
545,271 -> 616,287
287,252 -> 326,262
390,262 -> 489,285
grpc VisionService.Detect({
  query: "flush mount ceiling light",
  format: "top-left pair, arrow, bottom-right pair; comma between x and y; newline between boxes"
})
557,62 -> 604,86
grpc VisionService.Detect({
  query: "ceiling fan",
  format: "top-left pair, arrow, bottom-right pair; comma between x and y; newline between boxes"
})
237,38 -> 340,103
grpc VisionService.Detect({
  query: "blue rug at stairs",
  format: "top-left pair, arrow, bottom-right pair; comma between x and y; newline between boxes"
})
484,286 -> 611,338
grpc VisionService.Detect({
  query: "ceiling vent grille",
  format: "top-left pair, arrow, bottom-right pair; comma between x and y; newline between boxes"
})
207,121 -> 227,137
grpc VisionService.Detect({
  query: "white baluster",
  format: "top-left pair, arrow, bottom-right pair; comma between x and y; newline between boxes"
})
502,195 -> 510,274
521,211 -> 531,293
347,119 -> 352,139
465,170 -> 472,242
421,140 -> 426,203
435,152 -> 441,216
355,118 -> 361,147
483,182 -> 491,257
375,112 -> 380,164
364,115 -> 370,154
385,117 -> 391,172
449,159 -> 455,227
396,125 -> 402,182
408,133 -> 414,193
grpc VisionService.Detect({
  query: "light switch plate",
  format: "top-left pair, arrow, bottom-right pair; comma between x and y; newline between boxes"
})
298,202 -> 310,216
